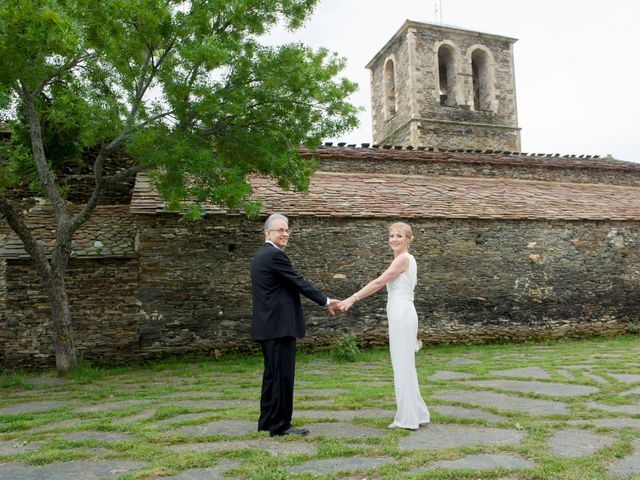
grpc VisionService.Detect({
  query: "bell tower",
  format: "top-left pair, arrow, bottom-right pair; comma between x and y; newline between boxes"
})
367,20 -> 521,151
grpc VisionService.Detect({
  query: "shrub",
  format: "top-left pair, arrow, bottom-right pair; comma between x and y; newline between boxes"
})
331,333 -> 360,362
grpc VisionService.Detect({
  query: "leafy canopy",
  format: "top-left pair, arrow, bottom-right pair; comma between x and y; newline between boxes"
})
0,0 -> 359,217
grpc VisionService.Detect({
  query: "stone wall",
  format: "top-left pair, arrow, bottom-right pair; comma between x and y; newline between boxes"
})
2,213 -> 639,368
136,214 -> 640,356
1,258 -> 143,369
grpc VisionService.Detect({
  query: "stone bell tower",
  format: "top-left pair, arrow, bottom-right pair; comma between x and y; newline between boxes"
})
366,20 -> 521,151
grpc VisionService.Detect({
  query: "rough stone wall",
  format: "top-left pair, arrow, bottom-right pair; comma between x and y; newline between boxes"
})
1,258 -> 143,368
136,215 -> 640,356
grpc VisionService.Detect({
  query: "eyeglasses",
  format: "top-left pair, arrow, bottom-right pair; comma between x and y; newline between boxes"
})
268,228 -> 290,234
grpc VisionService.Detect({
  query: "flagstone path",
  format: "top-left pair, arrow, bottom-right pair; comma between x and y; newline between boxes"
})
1,340 -> 639,479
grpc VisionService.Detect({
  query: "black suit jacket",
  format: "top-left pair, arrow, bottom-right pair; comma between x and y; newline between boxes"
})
250,243 -> 328,341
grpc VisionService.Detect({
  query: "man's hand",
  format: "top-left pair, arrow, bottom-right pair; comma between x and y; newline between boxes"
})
326,298 -> 341,316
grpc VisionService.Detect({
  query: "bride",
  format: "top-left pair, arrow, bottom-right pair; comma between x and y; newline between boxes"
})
339,222 -> 430,430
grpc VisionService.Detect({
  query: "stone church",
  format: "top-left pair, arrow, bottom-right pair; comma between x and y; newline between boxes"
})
2,21 -> 640,368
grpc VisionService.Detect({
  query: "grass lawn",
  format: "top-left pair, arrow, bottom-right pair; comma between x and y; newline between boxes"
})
1,334 -> 639,479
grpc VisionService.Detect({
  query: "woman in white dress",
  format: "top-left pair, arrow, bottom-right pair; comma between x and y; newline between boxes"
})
339,222 -> 430,430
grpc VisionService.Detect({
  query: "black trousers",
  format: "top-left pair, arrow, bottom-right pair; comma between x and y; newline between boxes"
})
258,336 -> 296,434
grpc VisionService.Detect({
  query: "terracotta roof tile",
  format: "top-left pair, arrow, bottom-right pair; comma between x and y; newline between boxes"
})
131,172 -> 640,220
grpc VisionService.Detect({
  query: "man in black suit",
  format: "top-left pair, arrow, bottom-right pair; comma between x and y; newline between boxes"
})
251,213 -> 339,437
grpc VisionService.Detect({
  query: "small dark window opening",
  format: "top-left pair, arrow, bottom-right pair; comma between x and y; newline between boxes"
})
472,49 -> 491,111
438,45 -> 457,107
384,59 -> 396,118
228,243 -> 236,253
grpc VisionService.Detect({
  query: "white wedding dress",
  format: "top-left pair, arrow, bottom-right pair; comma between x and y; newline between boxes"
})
386,253 -> 430,429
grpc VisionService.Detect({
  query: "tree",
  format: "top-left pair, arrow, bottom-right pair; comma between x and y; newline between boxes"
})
0,0 -> 359,375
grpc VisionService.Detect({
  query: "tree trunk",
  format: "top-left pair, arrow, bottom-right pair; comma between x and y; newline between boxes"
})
45,272 -> 77,376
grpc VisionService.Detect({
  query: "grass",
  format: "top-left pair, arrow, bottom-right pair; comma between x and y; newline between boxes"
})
0,334 -> 639,479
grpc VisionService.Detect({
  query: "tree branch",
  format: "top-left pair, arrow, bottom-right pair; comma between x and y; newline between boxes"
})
0,194 -> 50,276
19,81 -> 68,221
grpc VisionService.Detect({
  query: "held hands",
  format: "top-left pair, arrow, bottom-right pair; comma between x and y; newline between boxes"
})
326,298 -> 341,316
338,295 -> 358,313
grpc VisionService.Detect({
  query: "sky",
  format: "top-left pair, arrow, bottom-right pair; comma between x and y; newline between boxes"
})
267,0 -> 640,162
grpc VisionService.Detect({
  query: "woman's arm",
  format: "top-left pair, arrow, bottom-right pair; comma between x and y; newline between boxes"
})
339,254 -> 408,311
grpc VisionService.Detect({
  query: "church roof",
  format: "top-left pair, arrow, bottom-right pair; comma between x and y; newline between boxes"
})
0,205 -> 136,259
131,170 -> 640,221
303,145 -> 639,171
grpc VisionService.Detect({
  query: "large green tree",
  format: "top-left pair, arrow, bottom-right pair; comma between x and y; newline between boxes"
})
0,0 -> 358,375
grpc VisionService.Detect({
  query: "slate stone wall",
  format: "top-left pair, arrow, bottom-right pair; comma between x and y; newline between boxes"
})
1,258 -> 143,369
2,213 -> 639,368
136,215 -> 640,356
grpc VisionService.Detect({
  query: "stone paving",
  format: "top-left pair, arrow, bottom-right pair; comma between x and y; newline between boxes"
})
1,338 -> 639,479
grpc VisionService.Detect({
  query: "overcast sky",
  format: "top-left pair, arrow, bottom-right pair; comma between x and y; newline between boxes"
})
268,0 -> 640,161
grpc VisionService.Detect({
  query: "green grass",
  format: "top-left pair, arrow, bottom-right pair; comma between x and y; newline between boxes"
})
0,334 -> 639,479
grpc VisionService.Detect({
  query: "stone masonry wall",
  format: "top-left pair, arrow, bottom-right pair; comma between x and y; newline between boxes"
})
136,215 -> 640,357
1,258 -> 143,369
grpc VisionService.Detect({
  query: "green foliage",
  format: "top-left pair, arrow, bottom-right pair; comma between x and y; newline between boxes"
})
0,0 -> 360,212
331,332 -> 360,362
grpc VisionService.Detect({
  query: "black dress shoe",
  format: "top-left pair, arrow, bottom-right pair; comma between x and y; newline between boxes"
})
270,426 -> 310,437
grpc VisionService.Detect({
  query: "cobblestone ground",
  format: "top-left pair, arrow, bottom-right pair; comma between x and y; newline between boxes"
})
1,337 -> 639,479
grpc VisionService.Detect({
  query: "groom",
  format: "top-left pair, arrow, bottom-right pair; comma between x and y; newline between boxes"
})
251,213 -> 339,437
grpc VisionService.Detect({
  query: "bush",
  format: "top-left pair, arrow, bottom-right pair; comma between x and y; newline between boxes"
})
331,333 -> 360,362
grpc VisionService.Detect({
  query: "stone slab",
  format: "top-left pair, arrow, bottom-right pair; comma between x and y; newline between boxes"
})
547,428 -> 616,457
430,405 -> 506,422
161,399 -> 254,409
587,402 -> 640,415
0,460 -> 146,479
295,388 -> 350,396
556,369 -> 575,380
24,418 -> 84,433
65,430 -> 137,442
609,373 -> 640,383
621,386 -> 640,396
582,372 -> 609,384
173,420 -> 256,436
294,409 -> 394,420
462,379 -> 598,397
423,453 -> 534,470
114,409 -> 157,424
432,389 -> 569,414
428,370 -> 476,380
304,421 -> 385,439
24,377 -> 68,387
153,413 -> 213,425
154,459 -> 239,480
398,424 -> 526,449
491,366 -> 551,379
166,439 -> 316,455
74,400 -> 151,413
607,439 -> 640,477
583,418 -> 640,429
447,357 -> 481,366
0,440 -> 41,456
0,401 -> 71,415
289,455 -> 393,474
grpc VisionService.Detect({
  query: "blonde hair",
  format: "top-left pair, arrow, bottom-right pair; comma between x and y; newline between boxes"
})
389,222 -> 413,246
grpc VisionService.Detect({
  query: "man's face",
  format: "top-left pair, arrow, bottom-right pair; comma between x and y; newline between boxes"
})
266,218 -> 289,249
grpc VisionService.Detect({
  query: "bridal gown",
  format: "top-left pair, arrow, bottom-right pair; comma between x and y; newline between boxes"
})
386,253 -> 430,429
